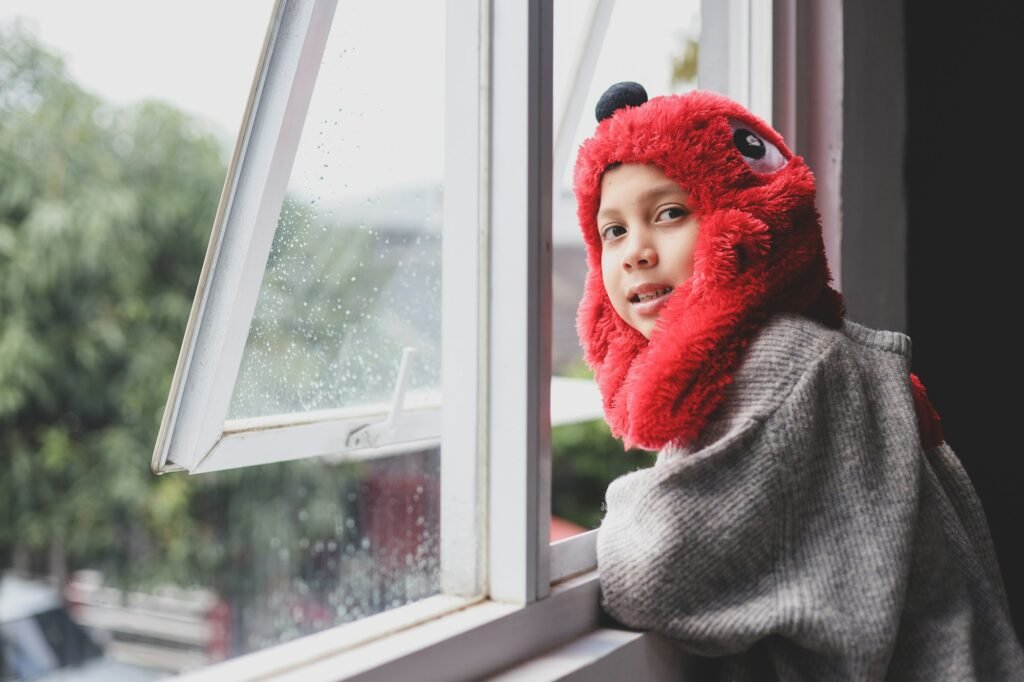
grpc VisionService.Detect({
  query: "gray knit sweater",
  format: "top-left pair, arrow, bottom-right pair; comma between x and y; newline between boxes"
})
596,313 -> 1024,680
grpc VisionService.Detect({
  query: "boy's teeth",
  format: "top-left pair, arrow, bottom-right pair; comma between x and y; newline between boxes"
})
634,287 -> 672,303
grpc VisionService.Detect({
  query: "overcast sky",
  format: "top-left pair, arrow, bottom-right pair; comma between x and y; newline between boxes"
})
1,0 -> 276,140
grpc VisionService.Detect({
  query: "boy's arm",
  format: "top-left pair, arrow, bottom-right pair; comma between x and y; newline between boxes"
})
596,413 -> 780,658
596,341 -> 920,664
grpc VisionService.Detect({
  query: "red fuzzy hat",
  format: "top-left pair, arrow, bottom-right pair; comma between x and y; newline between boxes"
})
574,83 -> 845,451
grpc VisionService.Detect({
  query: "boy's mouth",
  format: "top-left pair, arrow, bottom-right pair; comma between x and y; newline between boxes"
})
629,286 -> 673,304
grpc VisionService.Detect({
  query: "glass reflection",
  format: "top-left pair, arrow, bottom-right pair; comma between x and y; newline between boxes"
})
191,449 -> 440,657
230,0 -> 445,419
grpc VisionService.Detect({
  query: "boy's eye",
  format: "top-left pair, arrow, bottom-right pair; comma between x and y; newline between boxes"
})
728,119 -> 787,174
656,207 -> 688,222
601,224 -> 626,240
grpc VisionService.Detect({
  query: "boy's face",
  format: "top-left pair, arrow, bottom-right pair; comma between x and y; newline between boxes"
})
597,163 -> 699,339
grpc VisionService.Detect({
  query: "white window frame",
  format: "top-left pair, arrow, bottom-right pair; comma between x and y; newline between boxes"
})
699,0 -> 774,121
164,0 -> 797,678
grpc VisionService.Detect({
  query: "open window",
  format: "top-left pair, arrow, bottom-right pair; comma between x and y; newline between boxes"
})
153,0 -> 783,677
151,0 -> 446,476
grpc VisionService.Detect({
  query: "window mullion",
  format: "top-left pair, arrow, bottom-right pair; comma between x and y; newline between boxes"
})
441,0 -> 488,598
488,0 -> 554,605
699,0 -> 773,123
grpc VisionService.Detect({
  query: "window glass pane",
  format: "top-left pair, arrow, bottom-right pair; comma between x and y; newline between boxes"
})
64,450 -> 440,668
550,0 -> 699,537
229,0 -> 445,419
205,450 -> 440,656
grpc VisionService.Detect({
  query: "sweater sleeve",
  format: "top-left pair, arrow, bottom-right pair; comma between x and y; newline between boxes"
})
596,413 -> 783,658
595,338 -> 926,666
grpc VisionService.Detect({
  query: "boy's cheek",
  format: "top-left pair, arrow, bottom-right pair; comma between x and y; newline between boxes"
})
600,264 -> 622,312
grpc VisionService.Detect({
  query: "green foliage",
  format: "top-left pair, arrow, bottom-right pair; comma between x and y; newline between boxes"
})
552,419 -> 655,529
671,37 -> 699,88
0,22 -> 226,583
551,361 -> 656,530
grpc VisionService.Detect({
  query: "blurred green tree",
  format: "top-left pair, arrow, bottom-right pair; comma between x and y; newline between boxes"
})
671,36 -> 699,88
0,21 -> 225,585
551,360 -> 656,530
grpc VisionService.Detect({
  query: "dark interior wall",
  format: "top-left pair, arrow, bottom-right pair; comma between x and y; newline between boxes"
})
842,0 -> 906,332
904,0 -> 1024,638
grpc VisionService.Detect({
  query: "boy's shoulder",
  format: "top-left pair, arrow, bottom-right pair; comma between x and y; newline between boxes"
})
688,313 -> 913,450
837,316 -> 912,359
750,313 -> 912,373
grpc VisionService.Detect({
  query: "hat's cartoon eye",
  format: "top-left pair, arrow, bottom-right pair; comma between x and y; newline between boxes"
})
728,120 -> 786,174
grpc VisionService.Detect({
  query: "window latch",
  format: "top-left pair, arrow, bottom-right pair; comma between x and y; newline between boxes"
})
346,346 -> 415,449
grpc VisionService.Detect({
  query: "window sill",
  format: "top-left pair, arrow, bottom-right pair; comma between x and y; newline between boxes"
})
487,628 -> 692,681
170,527 -> 689,682
177,570 -> 612,681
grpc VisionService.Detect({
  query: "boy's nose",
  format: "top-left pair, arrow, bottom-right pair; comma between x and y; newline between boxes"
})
623,239 -> 657,270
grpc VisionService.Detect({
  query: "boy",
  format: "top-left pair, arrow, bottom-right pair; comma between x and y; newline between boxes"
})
576,83 -> 1024,680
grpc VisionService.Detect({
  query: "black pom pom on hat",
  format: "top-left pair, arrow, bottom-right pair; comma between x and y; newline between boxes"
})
595,81 -> 648,122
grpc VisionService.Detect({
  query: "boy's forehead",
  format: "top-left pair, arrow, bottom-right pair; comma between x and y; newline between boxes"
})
598,163 -> 688,204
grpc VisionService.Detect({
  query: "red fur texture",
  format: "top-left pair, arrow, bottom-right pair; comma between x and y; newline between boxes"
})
910,372 -> 945,448
574,90 -> 845,451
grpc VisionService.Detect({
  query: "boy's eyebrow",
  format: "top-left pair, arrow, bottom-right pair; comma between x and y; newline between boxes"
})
597,183 -> 689,222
